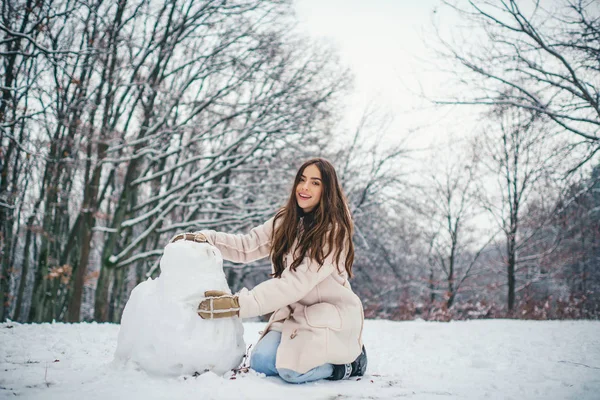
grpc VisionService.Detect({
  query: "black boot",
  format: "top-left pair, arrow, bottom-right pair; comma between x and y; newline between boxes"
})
351,345 -> 368,377
328,346 -> 368,381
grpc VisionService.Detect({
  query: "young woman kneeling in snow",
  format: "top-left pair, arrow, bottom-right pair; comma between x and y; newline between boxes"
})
173,158 -> 366,383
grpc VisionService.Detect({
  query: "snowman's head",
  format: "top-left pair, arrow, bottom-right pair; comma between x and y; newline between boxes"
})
161,240 -> 223,273
158,240 -> 229,299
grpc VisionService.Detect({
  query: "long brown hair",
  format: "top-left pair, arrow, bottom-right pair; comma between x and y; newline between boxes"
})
270,158 -> 355,278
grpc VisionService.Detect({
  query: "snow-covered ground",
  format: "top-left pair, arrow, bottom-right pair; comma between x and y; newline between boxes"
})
1,319 -> 599,399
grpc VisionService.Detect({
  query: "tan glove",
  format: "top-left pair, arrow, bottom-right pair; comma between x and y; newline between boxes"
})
170,232 -> 208,244
197,290 -> 240,319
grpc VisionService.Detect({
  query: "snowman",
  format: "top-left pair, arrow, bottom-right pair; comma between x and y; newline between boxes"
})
114,236 -> 246,376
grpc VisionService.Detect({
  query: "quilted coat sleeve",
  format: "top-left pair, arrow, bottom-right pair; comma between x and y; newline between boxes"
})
199,217 -> 275,264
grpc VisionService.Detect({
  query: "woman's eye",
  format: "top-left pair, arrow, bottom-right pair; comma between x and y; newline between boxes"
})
312,181 -> 320,186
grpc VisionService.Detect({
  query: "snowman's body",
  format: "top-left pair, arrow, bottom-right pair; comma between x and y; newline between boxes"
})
115,240 -> 245,376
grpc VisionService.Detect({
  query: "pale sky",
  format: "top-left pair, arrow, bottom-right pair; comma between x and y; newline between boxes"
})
293,0 -> 478,153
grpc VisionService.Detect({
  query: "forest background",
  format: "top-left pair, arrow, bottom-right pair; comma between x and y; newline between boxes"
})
1,0 -> 598,324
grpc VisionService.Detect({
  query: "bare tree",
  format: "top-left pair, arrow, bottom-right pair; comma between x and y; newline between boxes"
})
1,0 -> 86,321
545,165 -> 600,317
433,0 -> 599,170
420,147 -> 496,308
475,107 -> 565,312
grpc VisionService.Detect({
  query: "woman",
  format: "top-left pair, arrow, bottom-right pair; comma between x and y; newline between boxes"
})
176,158 -> 366,383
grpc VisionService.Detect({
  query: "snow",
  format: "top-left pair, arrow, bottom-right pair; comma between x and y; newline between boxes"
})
115,240 -> 245,376
2,319 -> 599,399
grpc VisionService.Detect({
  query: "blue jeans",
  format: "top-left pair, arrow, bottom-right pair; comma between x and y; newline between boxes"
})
250,331 -> 334,384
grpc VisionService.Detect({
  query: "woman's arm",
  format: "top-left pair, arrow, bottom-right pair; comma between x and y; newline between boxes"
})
237,250 -> 342,318
199,217 -> 275,264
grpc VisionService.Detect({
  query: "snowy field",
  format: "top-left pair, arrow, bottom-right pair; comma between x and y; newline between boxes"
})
1,319 -> 599,400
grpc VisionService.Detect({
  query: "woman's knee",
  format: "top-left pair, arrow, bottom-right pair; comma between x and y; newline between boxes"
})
249,332 -> 280,375
250,351 -> 276,375
250,353 -> 275,375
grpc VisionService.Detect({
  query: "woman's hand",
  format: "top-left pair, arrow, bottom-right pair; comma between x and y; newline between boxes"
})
170,232 -> 208,244
197,290 -> 240,319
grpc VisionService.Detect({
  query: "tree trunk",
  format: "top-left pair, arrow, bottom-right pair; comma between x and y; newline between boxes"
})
94,265 -> 114,322
447,237 -> 456,308
68,138 -> 107,321
12,217 -> 35,321
0,0 -> 36,322
429,268 -> 436,305
109,267 -> 126,323
507,230 -> 517,313
67,220 -> 92,322
29,207 -> 56,322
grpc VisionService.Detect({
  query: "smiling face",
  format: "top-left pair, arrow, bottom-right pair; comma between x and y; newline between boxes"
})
295,163 -> 323,213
